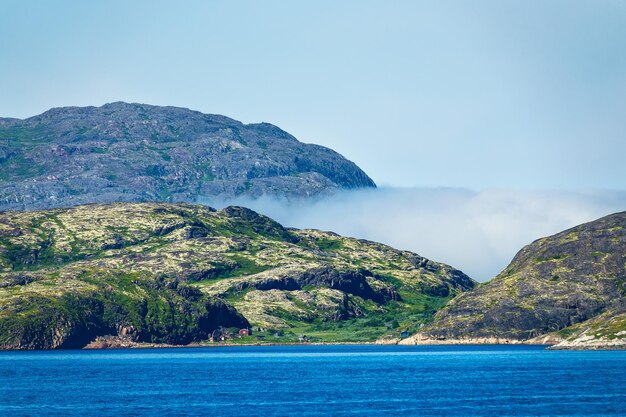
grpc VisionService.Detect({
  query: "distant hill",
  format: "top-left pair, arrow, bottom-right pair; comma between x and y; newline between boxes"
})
403,211 -> 626,349
0,102 -> 375,210
0,202 -> 474,349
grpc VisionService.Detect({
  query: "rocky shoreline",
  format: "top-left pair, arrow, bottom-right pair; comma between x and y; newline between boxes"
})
5,334 -> 621,351
398,334 -> 529,346
83,336 -> 382,350
396,333 -> 626,350
81,334 -> 621,350
546,337 -> 626,350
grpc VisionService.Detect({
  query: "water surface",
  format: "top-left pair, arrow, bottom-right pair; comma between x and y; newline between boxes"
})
1,344 -> 625,416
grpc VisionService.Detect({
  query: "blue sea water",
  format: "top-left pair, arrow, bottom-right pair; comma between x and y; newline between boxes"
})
1,344 -> 625,416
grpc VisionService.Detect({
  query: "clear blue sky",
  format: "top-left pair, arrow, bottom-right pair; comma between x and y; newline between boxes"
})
1,0 -> 625,190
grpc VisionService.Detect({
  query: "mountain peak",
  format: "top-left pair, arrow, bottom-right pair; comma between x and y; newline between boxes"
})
0,103 -> 375,210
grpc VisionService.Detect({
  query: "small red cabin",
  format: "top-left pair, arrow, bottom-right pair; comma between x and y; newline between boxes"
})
238,328 -> 251,336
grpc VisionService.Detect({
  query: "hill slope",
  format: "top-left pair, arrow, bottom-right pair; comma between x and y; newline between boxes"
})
0,203 -> 474,349
403,212 -> 626,347
545,308 -> 626,349
0,102 -> 375,210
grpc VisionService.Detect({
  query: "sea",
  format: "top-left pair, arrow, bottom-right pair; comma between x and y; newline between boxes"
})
1,344 -> 625,416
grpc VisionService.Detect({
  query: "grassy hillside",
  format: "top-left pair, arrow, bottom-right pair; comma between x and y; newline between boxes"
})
0,203 -> 475,349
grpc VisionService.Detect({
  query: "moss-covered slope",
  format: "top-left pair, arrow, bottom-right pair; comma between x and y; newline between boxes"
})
0,203 -> 474,349
412,212 -> 625,344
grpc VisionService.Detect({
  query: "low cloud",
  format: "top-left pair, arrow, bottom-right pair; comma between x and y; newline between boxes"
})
199,188 -> 626,282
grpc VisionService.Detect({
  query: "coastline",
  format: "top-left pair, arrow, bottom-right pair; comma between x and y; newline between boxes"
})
82,338 -> 383,350
398,333 -> 626,350
79,338 -> 552,351
3,340 -> 623,351
398,336 -> 529,346
2,334 -> 623,352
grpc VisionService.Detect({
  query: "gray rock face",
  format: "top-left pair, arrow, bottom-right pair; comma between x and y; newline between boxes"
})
419,211 -> 626,341
0,102 -> 375,210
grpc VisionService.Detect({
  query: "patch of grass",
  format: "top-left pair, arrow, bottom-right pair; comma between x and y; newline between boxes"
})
535,254 -> 569,263
224,255 -> 271,277
0,125 -> 51,145
316,238 -> 343,251
555,325 -> 580,338
0,153 -> 45,180
193,256 -> 270,285
199,162 -> 215,182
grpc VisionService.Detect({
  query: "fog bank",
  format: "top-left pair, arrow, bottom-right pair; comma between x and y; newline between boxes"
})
199,188 -> 626,282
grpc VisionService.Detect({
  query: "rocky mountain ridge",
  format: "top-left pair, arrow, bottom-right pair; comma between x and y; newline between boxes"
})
0,102 -> 375,210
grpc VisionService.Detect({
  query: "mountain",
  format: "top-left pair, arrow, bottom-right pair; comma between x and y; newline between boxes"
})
0,102 -> 375,211
402,212 -> 626,348
0,202 -> 474,349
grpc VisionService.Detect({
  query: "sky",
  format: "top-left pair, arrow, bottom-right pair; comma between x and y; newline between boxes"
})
1,1 -> 625,279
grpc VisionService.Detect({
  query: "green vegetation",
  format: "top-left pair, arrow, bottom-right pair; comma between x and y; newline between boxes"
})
0,202 -> 475,349
314,237 -> 343,251
0,125 -> 51,145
